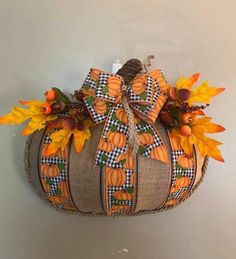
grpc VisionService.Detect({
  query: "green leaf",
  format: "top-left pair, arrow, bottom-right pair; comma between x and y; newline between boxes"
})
126,186 -> 134,194
139,120 -> 146,127
102,85 -> 108,94
98,162 -> 105,167
176,173 -> 183,179
146,128 -> 153,134
104,111 -> 109,116
58,163 -> 65,170
101,154 -> 108,161
111,113 -> 118,121
86,96 -> 95,105
139,105 -> 147,112
140,92 -> 147,100
110,125 -> 118,132
46,179 -> 53,185
137,146 -> 146,154
52,87 -> 71,104
118,159 -> 126,165
82,84 -> 90,90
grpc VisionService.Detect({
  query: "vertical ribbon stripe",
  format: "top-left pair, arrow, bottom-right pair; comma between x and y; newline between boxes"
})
39,128 -> 77,211
163,131 -> 197,207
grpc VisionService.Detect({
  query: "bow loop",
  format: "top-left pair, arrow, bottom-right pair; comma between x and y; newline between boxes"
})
81,68 -> 169,166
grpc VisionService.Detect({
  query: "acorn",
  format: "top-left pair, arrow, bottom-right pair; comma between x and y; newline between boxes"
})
179,125 -> 192,136
44,89 -> 57,101
77,121 -> 84,131
168,87 -> 178,100
181,113 -> 192,124
62,118 -> 75,130
178,89 -> 191,101
160,113 -> 175,127
51,102 -> 65,113
40,103 -> 52,115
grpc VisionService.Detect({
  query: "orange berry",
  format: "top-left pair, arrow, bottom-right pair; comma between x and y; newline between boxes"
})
179,125 -> 191,136
40,103 -> 52,115
44,89 -> 56,101
181,113 -> 192,124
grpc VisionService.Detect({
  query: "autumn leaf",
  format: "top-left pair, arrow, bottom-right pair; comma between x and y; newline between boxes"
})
176,73 -> 200,91
191,117 -> 225,134
45,129 -> 73,156
187,81 -> 224,105
0,100 -> 57,135
171,116 -> 225,162
192,132 -> 224,162
45,125 -> 92,156
74,128 -> 91,153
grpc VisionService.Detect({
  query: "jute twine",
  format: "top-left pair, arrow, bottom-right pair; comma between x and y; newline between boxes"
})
122,92 -> 139,157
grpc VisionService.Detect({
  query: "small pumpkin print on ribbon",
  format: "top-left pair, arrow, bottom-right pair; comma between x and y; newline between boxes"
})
164,136 -> 196,207
40,130 -> 77,211
81,68 -> 169,170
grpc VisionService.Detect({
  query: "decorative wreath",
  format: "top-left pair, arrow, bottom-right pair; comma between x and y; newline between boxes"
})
0,58 -> 225,216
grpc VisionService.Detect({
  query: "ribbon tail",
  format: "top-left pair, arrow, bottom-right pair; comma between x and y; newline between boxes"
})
94,103 -> 129,167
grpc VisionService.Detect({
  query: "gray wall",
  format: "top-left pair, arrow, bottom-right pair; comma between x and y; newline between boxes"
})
0,0 -> 235,259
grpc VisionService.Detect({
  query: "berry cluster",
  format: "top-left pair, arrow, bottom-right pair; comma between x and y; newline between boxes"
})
160,86 -> 209,136
41,88 -> 90,131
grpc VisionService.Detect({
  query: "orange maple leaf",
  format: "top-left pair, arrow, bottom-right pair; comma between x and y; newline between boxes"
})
171,116 -> 225,162
45,119 -> 93,156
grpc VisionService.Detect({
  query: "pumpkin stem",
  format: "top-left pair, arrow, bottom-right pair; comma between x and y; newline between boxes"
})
116,59 -> 143,85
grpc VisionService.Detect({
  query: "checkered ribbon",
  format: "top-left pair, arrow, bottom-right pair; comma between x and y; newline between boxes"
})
82,68 -> 168,168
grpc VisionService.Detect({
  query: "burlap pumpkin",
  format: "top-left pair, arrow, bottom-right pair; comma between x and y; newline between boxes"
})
25,120 -> 208,216
24,59 -> 208,216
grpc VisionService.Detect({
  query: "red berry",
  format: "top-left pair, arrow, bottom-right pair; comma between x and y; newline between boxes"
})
40,103 -> 52,115
62,118 -> 75,130
51,102 -> 65,113
44,89 -> 56,101
179,125 -> 192,136
178,89 -> 191,101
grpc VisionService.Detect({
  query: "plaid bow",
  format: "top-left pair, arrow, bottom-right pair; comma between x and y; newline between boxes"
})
81,68 -> 169,168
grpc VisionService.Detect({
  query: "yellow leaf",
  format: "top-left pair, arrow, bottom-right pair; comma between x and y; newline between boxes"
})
0,100 -> 57,135
73,128 -> 91,153
187,81 -> 224,105
191,117 -> 225,134
172,116 -> 225,161
45,129 -> 73,156
179,135 -> 194,155
0,106 -> 32,124
191,132 -> 224,162
176,73 -> 200,90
